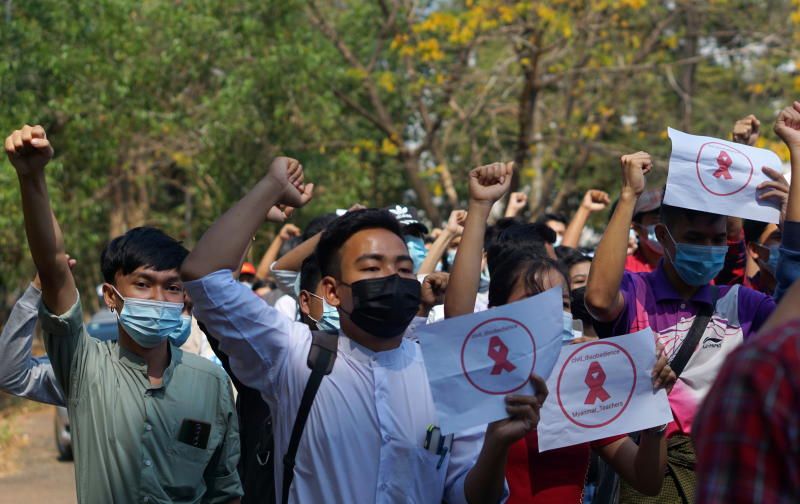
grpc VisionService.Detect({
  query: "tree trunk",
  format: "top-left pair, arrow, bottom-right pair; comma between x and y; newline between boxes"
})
401,150 -> 442,227
513,64 -> 539,195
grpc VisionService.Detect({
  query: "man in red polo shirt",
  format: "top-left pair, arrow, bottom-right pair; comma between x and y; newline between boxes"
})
625,188 -> 664,273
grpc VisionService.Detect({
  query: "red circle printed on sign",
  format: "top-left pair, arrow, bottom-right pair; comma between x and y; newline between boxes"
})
694,142 -> 754,196
459,317 -> 536,395
556,341 -> 637,429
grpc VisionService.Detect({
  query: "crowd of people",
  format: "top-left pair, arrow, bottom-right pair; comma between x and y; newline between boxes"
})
1,104 -> 799,504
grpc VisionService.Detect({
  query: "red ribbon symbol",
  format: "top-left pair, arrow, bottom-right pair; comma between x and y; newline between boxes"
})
713,150 -> 733,180
584,361 -> 610,405
488,335 -> 516,375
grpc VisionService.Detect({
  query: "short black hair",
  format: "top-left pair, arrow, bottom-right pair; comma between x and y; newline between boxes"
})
101,227 -> 189,284
659,203 -> 725,230
488,247 -> 568,307
538,212 -> 568,226
499,223 -> 556,245
484,217 -> 524,251
300,253 -> 322,293
557,247 -> 592,270
742,219 -> 768,244
315,208 -> 404,278
303,213 -> 338,241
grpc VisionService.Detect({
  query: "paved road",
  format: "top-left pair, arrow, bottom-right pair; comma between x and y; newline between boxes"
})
0,407 -> 76,503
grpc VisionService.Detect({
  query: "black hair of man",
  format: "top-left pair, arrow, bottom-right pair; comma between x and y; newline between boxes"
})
499,222 -> 557,245
299,253 -> 322,294
537,212 -> 568,226
742,219 -> 769,244
316,208 -> 404,278
302,213 -> 339,242
659,203 -> 725,231
101,226 -> 189,284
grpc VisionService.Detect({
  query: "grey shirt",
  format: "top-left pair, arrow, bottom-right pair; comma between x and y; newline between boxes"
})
0,283 -> 65,406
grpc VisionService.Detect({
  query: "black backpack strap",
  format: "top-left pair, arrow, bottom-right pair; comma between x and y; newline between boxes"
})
669,286 -> 719,378
281,330 -> 338,504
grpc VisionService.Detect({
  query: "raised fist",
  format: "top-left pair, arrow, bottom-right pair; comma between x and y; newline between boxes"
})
505,192 -> 528,217
469,162 -> 514,205
620,152 -> 652,196
774,102 -> 800,151
581,189 -> 611,212
420,272 -> 449,310
732,114 -> 760,146
446,210 -> 467,236
4,124 -> 53,176
279,223 -> 302,241
267,157 -> 314,209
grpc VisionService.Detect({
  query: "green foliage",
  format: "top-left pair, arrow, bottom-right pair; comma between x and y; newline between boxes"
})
1,0 -> 798,314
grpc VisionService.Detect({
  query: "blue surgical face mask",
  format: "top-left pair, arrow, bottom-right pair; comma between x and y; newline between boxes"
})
664,228 -> 728,287
479,267 -> 490,294
309,293 -> 341,332
110,286 -> 187,348
405,236 -> 428,272
171,316 -> 193,347
562,311 -> 576,344
765,245 -> 780,273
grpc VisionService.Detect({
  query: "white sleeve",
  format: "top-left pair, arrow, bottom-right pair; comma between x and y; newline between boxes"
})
185,269 -> 308,402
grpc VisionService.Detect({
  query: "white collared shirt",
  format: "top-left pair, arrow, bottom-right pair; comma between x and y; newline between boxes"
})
186,270 -> 490,504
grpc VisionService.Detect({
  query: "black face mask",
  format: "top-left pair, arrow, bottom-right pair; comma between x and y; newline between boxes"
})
340,274 -> 421,338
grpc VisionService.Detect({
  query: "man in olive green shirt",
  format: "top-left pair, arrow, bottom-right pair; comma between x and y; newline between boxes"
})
6,124 -> 242,503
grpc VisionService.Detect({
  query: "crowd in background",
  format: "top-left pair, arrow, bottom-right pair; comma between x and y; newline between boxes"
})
2,106 -> 800,504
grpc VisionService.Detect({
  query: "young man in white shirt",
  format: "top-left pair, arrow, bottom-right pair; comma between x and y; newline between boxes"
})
182,157 -> 547,503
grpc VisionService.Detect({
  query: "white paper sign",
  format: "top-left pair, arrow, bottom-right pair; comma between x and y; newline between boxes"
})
537,330 -> 673,452
665,127 -> 782,223
417,288 -> 563,435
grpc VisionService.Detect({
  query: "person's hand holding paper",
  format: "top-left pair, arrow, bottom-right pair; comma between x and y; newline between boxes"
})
417,287 -> 564,435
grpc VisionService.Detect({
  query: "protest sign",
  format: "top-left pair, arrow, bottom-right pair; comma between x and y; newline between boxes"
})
417,288 -> 563,434
664,127 -> 783,223
537,329 -> 673,452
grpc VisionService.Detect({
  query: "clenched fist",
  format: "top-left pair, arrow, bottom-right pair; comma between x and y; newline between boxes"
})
581,189 -> 611,212
732,114 -> 760,146
266,157 -> 314,209
5,124 -> 53,176
445,210 -> 467,236
469,162 -> 514,206
419,272 -> 449,313
504,192 -> 528,217
620,152 -> 652,197
774,102 -> 800,151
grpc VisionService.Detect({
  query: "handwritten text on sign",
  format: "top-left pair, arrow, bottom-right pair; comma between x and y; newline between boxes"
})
537,330 -> 673,452
417,288 -> 564,435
